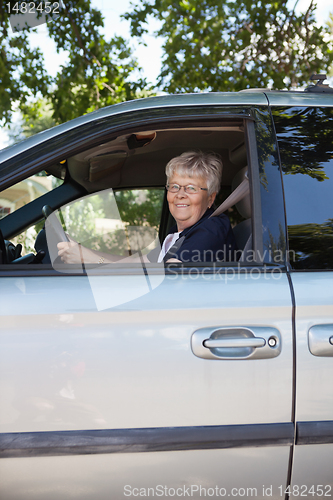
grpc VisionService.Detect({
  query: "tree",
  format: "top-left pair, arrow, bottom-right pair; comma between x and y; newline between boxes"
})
7,99 -> 57,144
288,219 -> 333,269
0,4 -> 51,125
328,12 -> 333,77
272,106 -> 333,181
124,0 -> 333,92
0,0 -> 147,126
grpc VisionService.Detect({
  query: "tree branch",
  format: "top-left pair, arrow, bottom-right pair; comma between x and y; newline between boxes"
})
62,1 -> 101,67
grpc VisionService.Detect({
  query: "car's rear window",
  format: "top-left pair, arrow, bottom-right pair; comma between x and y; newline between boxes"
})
273,106 -> 333,270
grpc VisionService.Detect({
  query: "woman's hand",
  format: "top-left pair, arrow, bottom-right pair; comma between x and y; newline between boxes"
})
57,241 -> 83,264
57,240 -> 98,264
57,241 -> 152,264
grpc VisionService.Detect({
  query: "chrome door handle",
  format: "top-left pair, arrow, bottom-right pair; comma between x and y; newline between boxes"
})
308,324 -> 333,357
191,326 -> 281,360
203,337 -> 266,349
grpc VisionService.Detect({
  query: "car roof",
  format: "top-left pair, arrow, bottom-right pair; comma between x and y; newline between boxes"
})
0,92 -> 268,163
264,91 -> 333,107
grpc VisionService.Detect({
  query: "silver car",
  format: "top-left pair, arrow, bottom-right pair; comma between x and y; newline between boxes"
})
0,81 -> 332,499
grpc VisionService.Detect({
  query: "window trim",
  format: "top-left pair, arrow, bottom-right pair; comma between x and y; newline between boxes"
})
244,119 -> 263,264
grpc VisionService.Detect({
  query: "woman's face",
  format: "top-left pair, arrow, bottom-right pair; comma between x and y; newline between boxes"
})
167,172 -> 216,232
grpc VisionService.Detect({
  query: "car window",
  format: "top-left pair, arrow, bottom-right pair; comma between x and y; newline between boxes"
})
0,172 -> 62,220
50,188 -> 165,268
272,106 -> 333,270
0,172 -> 63,256
0,121 -> 257,267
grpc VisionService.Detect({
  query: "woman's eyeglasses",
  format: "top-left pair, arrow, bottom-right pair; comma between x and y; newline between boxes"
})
166,184 -> 208,194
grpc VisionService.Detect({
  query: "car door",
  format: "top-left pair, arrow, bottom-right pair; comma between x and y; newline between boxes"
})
271,96 -> 333,496
0,96 -> 294,499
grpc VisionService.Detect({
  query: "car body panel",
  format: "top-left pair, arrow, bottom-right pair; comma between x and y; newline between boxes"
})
291,273 -> 333,420
0,270 -> 293,496
290,445 -> 333,496
266,91 -> 333,107
0,447 -> 291,500
0,272 -> 293,432
0,89 -> 332,496
288,272 -> 333,489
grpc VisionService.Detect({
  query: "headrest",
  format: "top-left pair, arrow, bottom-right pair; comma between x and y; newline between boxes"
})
231,166 -> 251,219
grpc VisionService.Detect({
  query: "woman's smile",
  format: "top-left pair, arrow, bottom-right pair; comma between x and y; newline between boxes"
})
167,173 -> 216,232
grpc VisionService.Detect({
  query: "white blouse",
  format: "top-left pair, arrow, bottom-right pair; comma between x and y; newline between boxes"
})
157,232 -> 180,263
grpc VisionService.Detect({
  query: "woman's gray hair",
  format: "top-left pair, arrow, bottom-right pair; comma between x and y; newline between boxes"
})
166,151 -> 222,195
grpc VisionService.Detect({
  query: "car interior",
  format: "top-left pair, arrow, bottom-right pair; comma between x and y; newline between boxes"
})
0,122 -> 251,266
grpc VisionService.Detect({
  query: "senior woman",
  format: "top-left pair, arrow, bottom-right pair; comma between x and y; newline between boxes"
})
57,151 -> 236,264
150,150 -> 236,263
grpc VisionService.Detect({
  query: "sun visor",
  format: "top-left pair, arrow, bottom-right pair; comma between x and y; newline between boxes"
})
67,151 -> 128,192
89,151 -> 128,183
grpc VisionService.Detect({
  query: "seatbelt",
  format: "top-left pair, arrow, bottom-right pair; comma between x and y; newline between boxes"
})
210,174 -> 249,218
164,235 -> 185,261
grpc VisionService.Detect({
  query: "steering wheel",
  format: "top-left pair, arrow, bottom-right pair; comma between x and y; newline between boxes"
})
42,205 -> 69,243
0,228 -> 44,264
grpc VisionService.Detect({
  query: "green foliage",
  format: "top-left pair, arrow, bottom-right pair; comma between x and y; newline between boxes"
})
0,0 -> 147,126
114,189 -> 164,227
61,197 -> 106,249
48,0 -> 147,122
0,5 -> 51,124
7,98 -> 56,144
124,0 -> 333,92
3,0 -> 332,134
328,13 -> 333,77
273,106 -> 333,181
288,219 -> 333,269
